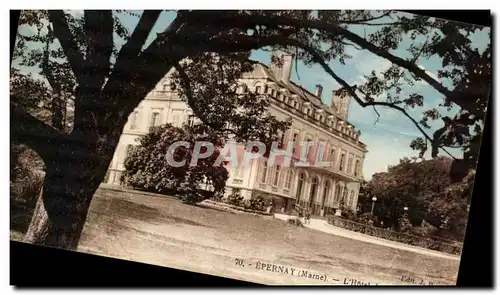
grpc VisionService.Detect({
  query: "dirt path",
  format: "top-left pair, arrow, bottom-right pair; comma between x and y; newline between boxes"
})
274,213 -> 460,261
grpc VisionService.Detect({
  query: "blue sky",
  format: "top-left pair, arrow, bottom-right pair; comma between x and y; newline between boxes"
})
15,10 -> 491,179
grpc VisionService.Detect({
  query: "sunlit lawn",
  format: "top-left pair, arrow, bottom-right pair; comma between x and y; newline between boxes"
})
11,187 -> 460,285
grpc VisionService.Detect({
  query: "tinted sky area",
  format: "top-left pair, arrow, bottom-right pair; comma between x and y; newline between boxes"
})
15,10 -> 491,179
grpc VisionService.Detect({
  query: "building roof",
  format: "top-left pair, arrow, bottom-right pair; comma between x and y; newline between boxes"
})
245,61 -> 355,126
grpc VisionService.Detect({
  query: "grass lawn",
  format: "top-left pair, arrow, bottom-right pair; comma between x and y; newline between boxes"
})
11,187 -> 460,285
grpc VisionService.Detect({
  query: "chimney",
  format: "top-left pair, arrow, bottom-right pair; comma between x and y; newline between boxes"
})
271,51 -> 293,83
331,90 -> 338,110
281,54 -> 293,83
314,84 -> 323,98
331,89 -> 351,121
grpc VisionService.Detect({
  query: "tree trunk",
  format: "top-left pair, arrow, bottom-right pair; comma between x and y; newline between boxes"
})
23,135 -> 116,250
24,164 -> 99,250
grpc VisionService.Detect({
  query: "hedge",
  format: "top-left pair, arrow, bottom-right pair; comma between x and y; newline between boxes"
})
200,200 -> 271,216
327,215 -> 463,255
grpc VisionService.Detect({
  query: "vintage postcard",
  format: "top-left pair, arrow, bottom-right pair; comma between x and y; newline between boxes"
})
10,10 -> 491,285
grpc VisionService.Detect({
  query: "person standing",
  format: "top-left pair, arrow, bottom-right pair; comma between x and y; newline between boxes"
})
305,207 -> 311,225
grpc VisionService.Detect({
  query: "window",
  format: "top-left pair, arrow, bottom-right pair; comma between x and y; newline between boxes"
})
162,84 -> 168,91
273,165 -> 281,186
279,132 -> 285,148
306,138 -> 314,160
264,85 -> 269,94
284,169 -> 293,189
317,141 -> 326,161
150,112 -> 160,128
354,160 -> 361,177
309,176 -> 319,206
348,190 -> 355,208
271,89 -> 276,97
322,181 -> 330,208
261,161 -> 268,184
347,156 -> 353,174
296,173 -> 305,201
130,111 -> 138,130
255,86 -> 261,93
339,153 -> 346,171
334,184 -> 341,203
292,133 -> 299,153
329,148 -> 336,164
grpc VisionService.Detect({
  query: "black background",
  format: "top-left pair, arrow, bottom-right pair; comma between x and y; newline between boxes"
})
9,10 -> 494,288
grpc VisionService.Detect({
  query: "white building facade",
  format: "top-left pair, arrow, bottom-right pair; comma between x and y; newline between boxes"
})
106,53 -> 368,217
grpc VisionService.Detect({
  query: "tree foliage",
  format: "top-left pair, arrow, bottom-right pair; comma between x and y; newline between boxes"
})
171,52 -> 291,149
360,157 -> 474,239
122,124 -> 229,203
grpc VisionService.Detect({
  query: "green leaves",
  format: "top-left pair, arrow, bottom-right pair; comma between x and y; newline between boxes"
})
171,52 -> 290,145
123,124 -> 229,202
361,157 -> 472,238
402,93 -> 424,108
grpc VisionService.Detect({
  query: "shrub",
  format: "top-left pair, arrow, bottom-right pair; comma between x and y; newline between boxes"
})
179,181 -> 204,204
242,200 -> 252,210
201,200 -> 271,216
249,196 -> 265,211
327,215 -> 462,255
10,144 -> 45,233
10,144 -> 45,206
122,124 -> 229,199
226,192 -> 244,206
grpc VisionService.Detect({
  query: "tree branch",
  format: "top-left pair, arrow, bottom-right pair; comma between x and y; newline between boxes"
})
341,40 -> 363,51
225,13 -> 466,113
83,10 -> 114,90
372,105 -> 381,125
277,37 -> 457,160
10,102 -> 62,163
317,23 -> 455,101
174,62 -> 243,139
47,10 -> 85,84
347,22 -> 404,26
41,25 -> 61,94
111,10 -> 162,79
338,11 -> 394,24
155,21 -> 457,160
101,11 -> 186,127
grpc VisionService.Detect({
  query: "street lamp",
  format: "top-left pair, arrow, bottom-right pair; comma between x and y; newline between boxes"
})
404,206 -> 408,212
370,196 -> 377,215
